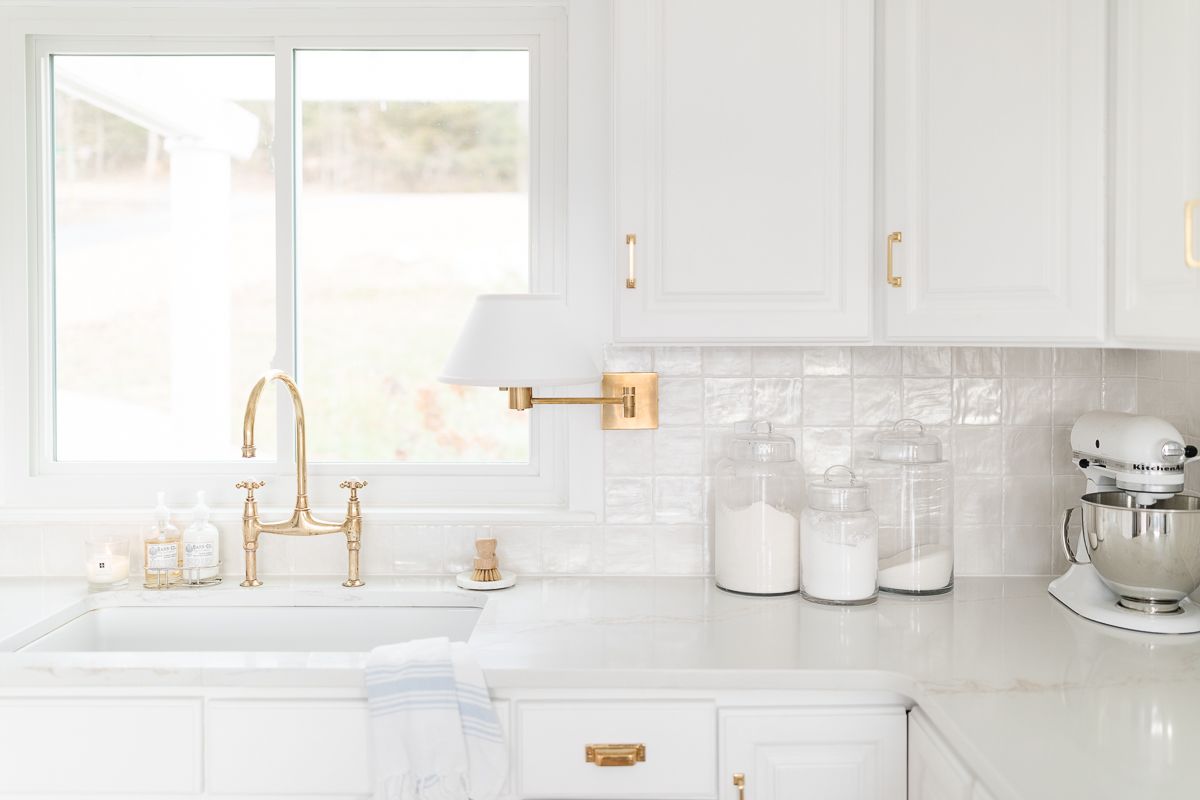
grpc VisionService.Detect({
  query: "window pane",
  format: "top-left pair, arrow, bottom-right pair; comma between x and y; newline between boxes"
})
296,50 -> 530,464
52,55 -> 276,461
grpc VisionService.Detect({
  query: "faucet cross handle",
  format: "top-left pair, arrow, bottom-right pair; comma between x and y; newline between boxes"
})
236,479 -> 267,500
339,479 -> 368,501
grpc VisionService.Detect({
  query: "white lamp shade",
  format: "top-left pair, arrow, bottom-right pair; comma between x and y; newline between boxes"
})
439,294 -> 601,387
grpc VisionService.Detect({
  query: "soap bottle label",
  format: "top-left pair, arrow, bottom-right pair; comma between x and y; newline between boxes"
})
146,541 -> 179,571
184,541 -> 217,568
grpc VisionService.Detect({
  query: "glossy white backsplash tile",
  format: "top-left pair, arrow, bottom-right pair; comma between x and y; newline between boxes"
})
593,345 -> 1155,580
17,347 -> 1199,581
1102,348 -> 1137,376
702,346 -> 753,376
752,346 -> 805,376
703,378 -> 754,424
655,346 -> 703,376
902,346 -> 953,376
603,477 -> 653,524
803,347 -> 852,376
658,378 -> 703,425
1137,350 -> 1200,495
953,347 -> 1003,376
751,378 -> 802,425
651,427 -> 704,475
1002,347 -> 1054,377
852,346 -> 903,375
539,526 -> 602,574
852,377 -> 901,425
901,378 -> 953,425
802,378 -> 853,425
952,378 -> 1002,425
604,429 -> 654,476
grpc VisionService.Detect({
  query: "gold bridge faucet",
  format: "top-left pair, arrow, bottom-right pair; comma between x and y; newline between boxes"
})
236,369 -> 366,588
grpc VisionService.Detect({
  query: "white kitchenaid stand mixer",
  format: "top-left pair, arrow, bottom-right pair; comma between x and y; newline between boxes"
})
1049,411 -> 1200,634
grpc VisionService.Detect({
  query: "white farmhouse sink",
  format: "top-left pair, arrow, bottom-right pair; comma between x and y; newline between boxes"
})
15,595 -> 482,653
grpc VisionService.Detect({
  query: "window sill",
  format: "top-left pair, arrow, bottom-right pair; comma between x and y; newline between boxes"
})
0,506 -> 598,526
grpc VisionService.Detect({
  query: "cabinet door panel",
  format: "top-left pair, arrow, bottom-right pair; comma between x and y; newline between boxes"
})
0,697 -> 202,795
720,708 -> 905,800
1113,0 -> 1200,345
883,0 -> 1105,342
206,699 -> 371,797
615,0 -> 873,342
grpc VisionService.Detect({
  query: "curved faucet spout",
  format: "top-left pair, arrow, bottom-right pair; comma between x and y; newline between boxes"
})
242,369 -> 308,502
236,369 -> 366,588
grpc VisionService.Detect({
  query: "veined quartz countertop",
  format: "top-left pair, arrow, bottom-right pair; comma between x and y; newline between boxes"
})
0,575 -> 1196,799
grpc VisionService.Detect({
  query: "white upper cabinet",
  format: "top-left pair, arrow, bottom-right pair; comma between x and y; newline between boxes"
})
1113,0 -> 1200,346
614,0 -> 874,342
881,0 -> 1107,343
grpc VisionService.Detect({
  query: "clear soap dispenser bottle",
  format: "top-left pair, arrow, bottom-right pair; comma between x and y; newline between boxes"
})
143,491 -> 181,589
182,490 -> 221,585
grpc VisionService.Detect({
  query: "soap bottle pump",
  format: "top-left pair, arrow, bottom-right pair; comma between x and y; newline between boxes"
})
182,490 -> 221,585
143,491 -> 181,589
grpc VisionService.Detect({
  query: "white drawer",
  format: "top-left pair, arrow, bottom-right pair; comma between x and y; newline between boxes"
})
516,701 -> 716,799
0,697 -> 202,795
205,698 -> 511,798
206,699 -> 371,797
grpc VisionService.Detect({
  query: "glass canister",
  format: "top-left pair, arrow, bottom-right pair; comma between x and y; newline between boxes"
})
714,420 -> 804,595
869,420 -> 954,595
801,466 -> 878,605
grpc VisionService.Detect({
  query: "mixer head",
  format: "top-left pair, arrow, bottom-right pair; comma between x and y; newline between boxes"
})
1070,411 -> 1198,505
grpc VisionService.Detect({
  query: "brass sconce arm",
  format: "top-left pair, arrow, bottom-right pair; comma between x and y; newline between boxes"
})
438,296 -> 659,431
500,373 -> 658,430
506,387 -> 636,417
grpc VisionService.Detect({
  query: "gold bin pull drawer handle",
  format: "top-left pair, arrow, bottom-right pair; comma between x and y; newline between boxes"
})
585,743 -> 646,766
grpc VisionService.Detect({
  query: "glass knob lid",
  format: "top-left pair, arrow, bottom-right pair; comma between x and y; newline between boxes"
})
872,418 -> 944,463
808,465 -> 872,512
727,419 -> 797,462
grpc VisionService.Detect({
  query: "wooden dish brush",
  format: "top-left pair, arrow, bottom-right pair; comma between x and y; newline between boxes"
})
456,537 -> 516,591
472,538 -> 501,582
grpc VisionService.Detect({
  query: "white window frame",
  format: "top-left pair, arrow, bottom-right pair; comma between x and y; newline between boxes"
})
0,2 -> 604,520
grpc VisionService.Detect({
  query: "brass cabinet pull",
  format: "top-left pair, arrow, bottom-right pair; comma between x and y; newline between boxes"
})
1186,201 -> 1200,268
585,743 -> 646,766
733,772 -> 746,800
625,233 -> 638,288
886,231 -> 903,287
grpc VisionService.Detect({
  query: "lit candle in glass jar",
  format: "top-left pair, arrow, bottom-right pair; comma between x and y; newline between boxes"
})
85,534 -> 131,590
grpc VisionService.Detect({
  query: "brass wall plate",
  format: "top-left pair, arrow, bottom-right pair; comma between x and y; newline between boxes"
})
602,372 -> 658,430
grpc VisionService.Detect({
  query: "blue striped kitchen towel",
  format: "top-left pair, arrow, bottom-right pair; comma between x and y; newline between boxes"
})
366,637 -> 507,800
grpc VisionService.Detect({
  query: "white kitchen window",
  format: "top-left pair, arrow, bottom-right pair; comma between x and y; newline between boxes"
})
0,5 -> 594,516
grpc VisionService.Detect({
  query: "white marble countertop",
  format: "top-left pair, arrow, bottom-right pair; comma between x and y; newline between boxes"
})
0,574 -> 1197,799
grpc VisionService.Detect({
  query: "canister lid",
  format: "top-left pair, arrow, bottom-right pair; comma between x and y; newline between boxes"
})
727,420 -> 796,463
808,465 -> 871,512
872,419 -> 944,463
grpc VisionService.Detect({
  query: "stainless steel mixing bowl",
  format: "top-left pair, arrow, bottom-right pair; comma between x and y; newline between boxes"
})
1061,491 -> 1200,613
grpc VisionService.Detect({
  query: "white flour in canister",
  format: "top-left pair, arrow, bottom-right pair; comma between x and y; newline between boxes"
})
715,501 -> 800,594
877,543 -> 953,592
800,512 -> 878,603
